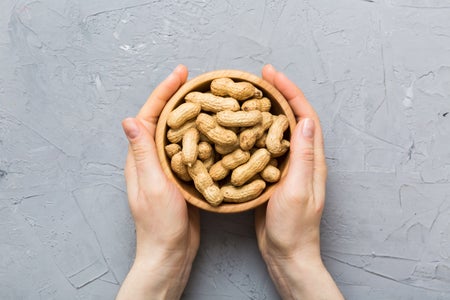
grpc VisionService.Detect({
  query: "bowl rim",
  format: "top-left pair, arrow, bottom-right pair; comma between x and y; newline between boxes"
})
155,69 -> 297,213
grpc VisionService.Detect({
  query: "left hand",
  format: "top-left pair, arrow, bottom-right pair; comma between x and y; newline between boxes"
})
117,65 -> 200,300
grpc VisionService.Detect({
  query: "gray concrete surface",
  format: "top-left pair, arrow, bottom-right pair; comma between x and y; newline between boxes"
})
1,0 -> 449,299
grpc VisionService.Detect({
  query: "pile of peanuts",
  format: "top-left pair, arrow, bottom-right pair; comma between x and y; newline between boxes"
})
165,77 -> 290,207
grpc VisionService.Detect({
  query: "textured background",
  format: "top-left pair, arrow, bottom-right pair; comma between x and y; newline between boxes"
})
1,0 -> 450,299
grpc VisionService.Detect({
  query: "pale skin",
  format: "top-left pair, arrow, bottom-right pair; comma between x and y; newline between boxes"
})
255,65 -> 344,300
117,65 -> 344,300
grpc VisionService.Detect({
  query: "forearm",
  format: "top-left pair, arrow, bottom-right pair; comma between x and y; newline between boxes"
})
265,254 -> 344,300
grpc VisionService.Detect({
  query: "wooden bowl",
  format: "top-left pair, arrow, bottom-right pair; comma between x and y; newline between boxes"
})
156,70 -> 296,213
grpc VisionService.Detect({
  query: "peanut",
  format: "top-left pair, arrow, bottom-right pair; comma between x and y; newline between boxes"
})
216,110 -> 262,127
222,179 -> 266,203
260,165 -> 281,183
164,76 -> 291,207
215,139 -> 240,155
203,154 -> 215,171
187,160 -> 223,206
222,149 -> 251,170
210,78 -> 263,100
198,142 -> 213,161
199,133 -> 213,144
255,133 -> 267,148
181,128 -> 200,167
196,113 -> 238,147
209,149 -> 250,181
231,148 -> 271,186
171,152 -> 191,182
185,92 -> 240,112
266,115 -> 290,157
241,97 -> 271,112
248,173 -> 263,182
167,120 -> 196,143
167,102 -> 201,129
165,144 -> 181,158
239,112 -> 273,150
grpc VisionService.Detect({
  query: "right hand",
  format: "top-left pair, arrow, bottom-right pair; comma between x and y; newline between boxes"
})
255,65 -> 343,299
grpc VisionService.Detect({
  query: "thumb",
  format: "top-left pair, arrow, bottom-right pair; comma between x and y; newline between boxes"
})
283,118 -> 315,199
122,117 -> 163,190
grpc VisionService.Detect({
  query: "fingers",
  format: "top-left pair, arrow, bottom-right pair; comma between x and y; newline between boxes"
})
122,117 -> 164,192
283,118 -> 315,201
262,64 -> 276,86
262,64 -> 317,126
262,64 -> 327,184
263,65 -> 315,120
137,65 -> 189,135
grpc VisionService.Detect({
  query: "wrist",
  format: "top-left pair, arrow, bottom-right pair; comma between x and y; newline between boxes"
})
139,249 -> 194,293
117,249 -> 195,300
264,252 -> 343,300
260,236 -> 322,271
133,249 -> 194,282
264,250 -> 325,285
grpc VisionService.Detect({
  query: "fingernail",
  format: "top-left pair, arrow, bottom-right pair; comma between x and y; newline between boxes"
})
122,118 -> 140,139
302,118 -> 314,138
167,65 -> 184,82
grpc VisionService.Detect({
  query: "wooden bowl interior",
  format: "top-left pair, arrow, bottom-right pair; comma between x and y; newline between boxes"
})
156,70 -> 296,213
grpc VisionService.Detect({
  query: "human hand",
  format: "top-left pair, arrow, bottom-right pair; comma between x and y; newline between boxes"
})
117,65 -> 200,300
255,65 -> 343,299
